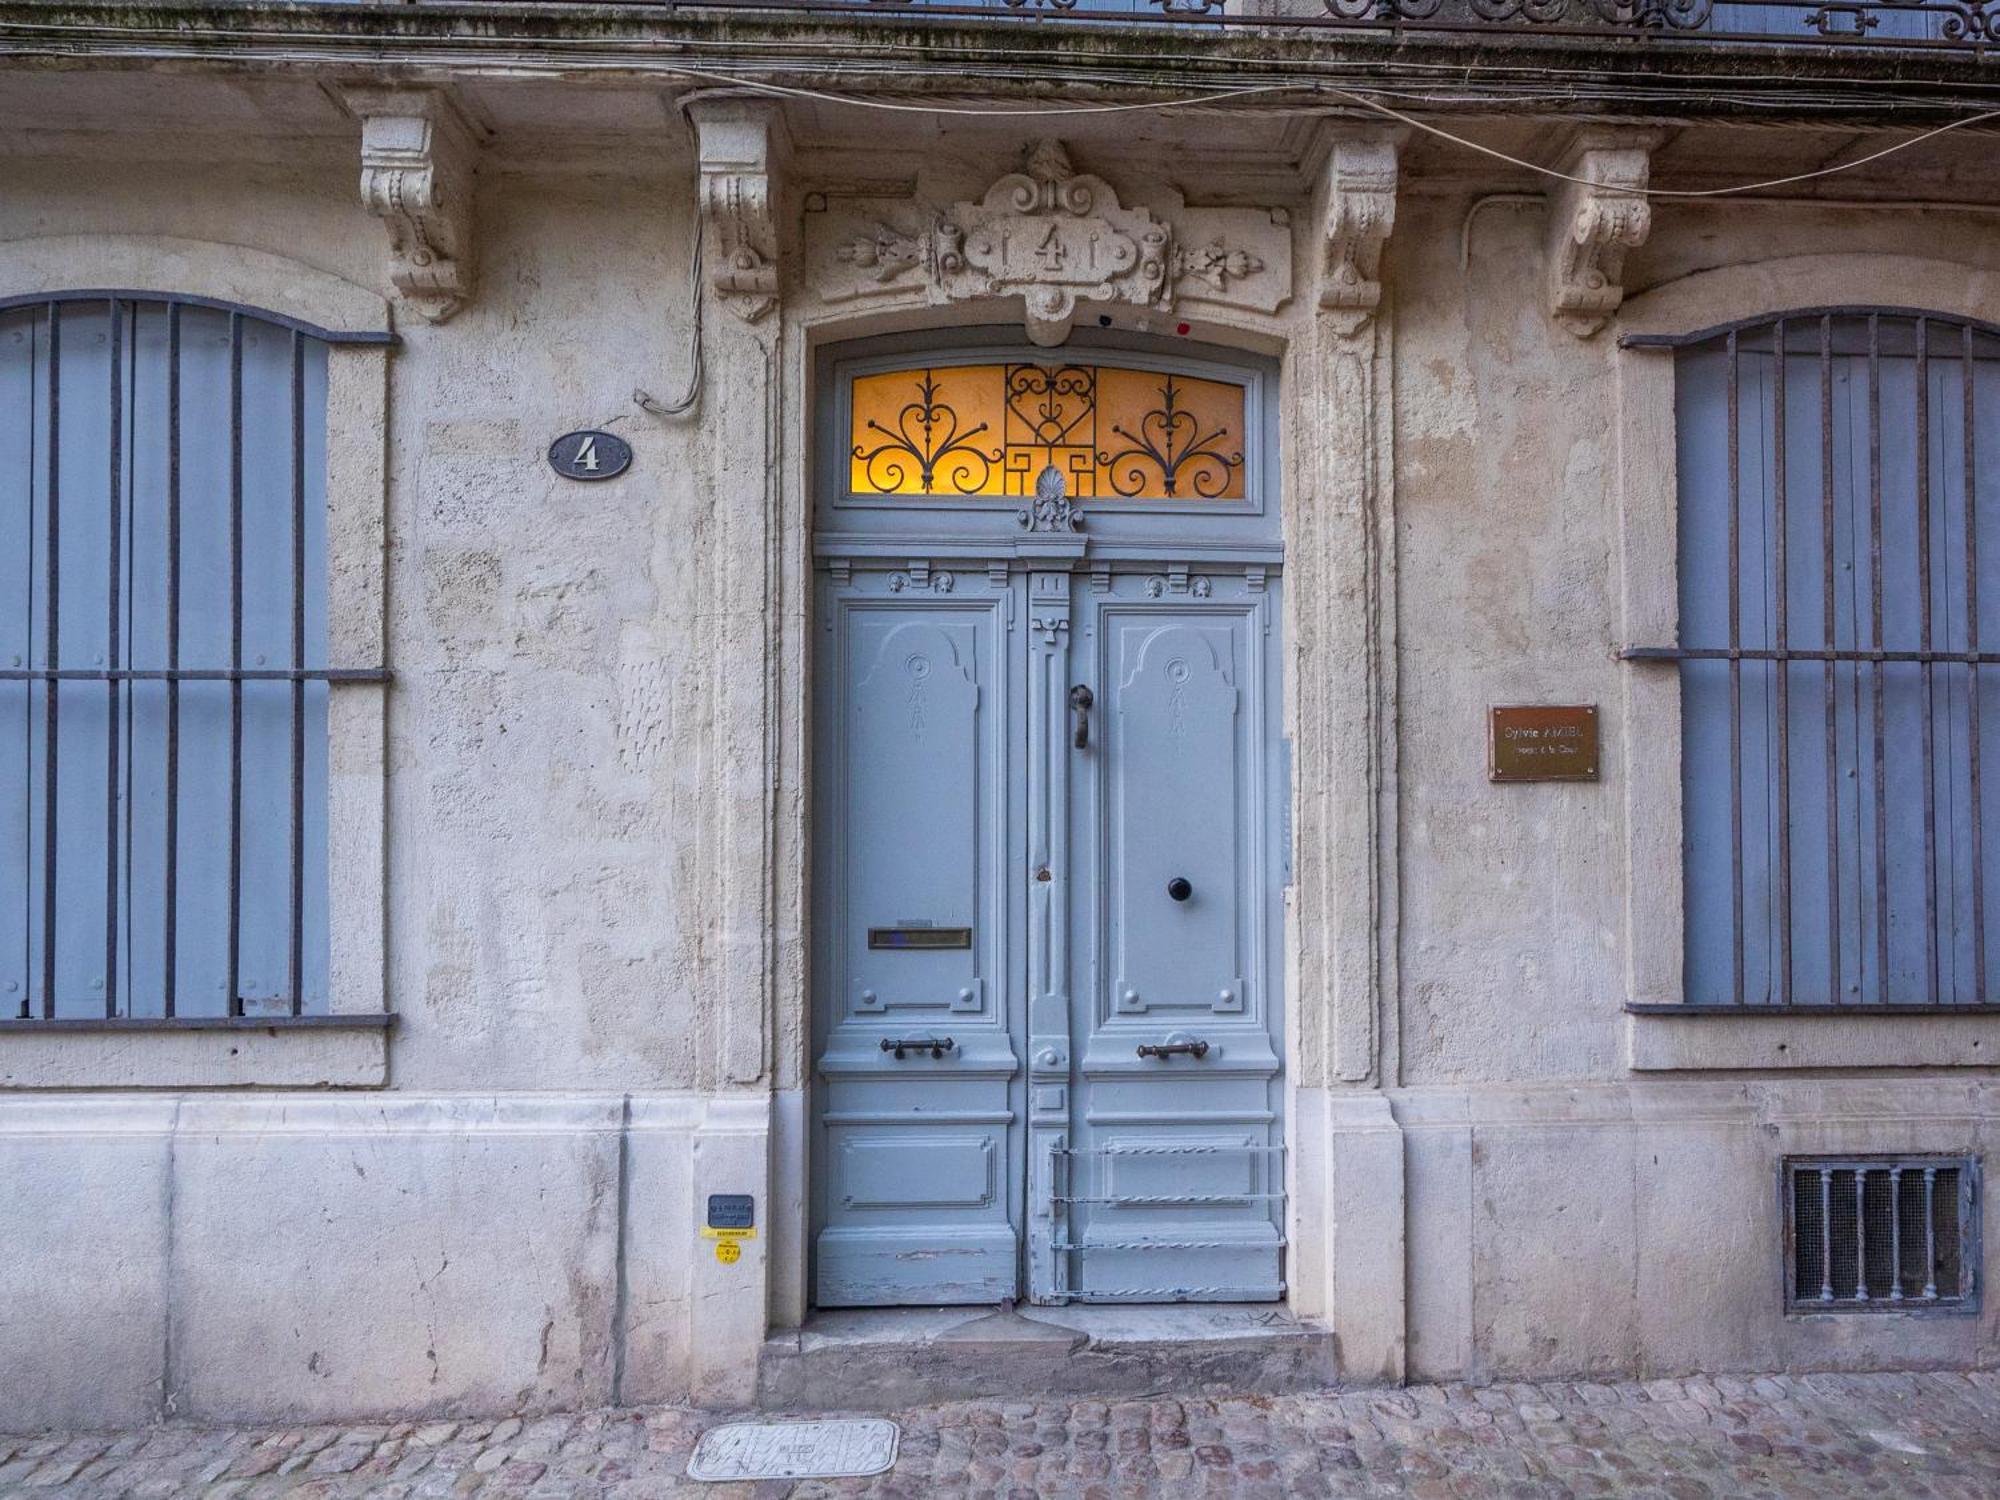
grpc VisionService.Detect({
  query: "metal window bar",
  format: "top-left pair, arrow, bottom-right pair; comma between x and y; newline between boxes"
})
1786,1157 -> 1978,1310
2,295 -> 387,1022
1626,310 -> 2000,1008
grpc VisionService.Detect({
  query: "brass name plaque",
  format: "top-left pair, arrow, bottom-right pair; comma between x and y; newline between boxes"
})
1490,704 -> 1599,782
868,926 -> 973,950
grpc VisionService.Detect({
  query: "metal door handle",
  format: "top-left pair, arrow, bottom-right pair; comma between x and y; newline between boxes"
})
881,1035 -> 956,1060
1137,1039 -> 1210,1060
1069,684 -> 1094,749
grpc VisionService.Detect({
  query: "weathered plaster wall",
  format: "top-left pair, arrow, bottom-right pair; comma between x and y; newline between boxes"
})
1393,189 -> 1632,1088
3,97 -> 2000,1427
1386,188 -> 2000,1378
0,143 -> 752,1093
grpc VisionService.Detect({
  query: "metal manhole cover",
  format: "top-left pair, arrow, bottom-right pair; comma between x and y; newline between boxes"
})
687,1417 -> 900,1481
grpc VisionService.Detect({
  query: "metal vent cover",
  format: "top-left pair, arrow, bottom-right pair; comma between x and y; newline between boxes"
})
1785,1156 -> 1980,1312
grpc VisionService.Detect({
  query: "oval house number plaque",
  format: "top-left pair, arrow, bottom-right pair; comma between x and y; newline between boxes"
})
548,429 -> 633,481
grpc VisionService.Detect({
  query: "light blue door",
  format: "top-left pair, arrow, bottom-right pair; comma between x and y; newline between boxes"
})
813,567 -> 1027,1304
812,560 -> 1285,1307
1042,574 -> 1286,1303
811,340 -> 1285,1308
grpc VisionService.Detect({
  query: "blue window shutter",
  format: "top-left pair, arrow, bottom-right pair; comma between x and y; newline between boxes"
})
1680,319 -> 2000,1006
3,299 -> 332,1019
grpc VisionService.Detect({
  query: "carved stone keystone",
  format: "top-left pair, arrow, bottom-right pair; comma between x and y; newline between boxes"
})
346,88 -> 481,324
1318,135 -> 1399,336
816,139 -> 1292,346
689,97 -> 789,323
1547,135 -> 1656,338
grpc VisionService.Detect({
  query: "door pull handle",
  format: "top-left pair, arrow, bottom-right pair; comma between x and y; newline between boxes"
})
1136,1039 -> 1210,1060
1069,684 -> 1094,749
881,1035 -> 956,1060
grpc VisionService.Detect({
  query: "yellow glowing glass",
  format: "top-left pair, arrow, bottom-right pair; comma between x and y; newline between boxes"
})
848,363 -> 1247,501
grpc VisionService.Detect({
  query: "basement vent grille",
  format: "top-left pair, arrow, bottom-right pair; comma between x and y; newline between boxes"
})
1786,1157 -> 1979,1312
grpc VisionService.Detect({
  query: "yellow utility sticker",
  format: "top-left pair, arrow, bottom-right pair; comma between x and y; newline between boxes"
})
715,1240 -> 741,1265
700,1226 -> 757,1240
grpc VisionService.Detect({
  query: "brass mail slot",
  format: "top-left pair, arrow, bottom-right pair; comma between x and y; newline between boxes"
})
868,926 -> 973,950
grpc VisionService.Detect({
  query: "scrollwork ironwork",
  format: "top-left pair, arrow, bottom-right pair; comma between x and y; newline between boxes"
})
1006,364 -> 1098,452
853,368 -> 1001,493
1329,0 -> 1713,26
1098,376 -> 1244,499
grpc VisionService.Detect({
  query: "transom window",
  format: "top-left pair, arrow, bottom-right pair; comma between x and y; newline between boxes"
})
846,361 -> 1247,500
1654,311 -> 2000,1007
1,295 -> 339,1020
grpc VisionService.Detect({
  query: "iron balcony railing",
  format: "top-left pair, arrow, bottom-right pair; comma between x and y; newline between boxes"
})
383,0 -> 2000,54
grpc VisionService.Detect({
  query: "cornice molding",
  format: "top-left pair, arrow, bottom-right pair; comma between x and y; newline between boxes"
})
1546,133 -> 1657,338
689,96 -> 789,323
343,86 -> 481,325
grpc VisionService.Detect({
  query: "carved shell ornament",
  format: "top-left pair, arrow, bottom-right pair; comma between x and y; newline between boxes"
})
1018,464 -> 1084,533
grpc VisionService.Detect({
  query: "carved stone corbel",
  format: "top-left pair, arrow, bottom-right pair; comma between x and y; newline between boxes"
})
689,98 -> 789,323
1547,136 -> 1656,338
1318,135 -> 1399,336
345,88 -> 481,325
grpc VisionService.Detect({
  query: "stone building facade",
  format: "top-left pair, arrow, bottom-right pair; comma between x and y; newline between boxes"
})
1,0 -> 1996,1431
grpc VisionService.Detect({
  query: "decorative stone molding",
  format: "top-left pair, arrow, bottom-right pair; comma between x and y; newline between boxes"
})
1318,136 -> 1399,336
1018,464 -> 1083,533
1546,136 -> 1655,338
689,97 -> 788,323
344,88 -> 481,325
816,140 -> 1292,346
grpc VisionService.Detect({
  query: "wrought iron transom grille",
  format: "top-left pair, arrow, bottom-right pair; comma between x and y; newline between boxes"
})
1629,310 -> 2000,1008
1,294 -> 386,1021
1786,1156 -> 1978,1310
847,361 -> 1247,501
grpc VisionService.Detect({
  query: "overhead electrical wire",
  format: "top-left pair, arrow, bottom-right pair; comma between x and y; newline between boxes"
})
19,8 -> 2000,414
660,66 -> 2000,198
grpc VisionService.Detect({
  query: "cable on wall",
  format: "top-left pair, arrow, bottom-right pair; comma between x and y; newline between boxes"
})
634,219 -> 704,418
660,64 -> 2000,200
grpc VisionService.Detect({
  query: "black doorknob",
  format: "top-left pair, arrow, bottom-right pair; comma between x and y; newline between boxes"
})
1167,877 -> 1193,902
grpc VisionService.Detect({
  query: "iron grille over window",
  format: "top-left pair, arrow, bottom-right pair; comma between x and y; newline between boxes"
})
1786,1156 -> 1978,1310
1,295 -> 381,1021
1631,311 -> 2000,1008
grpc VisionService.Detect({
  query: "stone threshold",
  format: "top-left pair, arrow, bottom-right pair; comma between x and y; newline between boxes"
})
757,1302 -> 1337,1410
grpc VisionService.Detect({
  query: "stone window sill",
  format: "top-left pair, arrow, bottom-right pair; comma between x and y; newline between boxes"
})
0,1014 -> 394,1089
1627,1006 -> 2000,1071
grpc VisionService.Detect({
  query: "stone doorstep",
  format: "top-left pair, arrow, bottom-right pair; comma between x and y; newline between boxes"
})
756,1302 -> 1338,1411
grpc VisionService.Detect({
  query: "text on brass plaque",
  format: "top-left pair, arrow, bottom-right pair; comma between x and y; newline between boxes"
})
1490,704 -> 1599,782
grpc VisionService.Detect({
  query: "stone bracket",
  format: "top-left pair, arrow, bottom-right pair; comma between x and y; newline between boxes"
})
1318,134 -> 1400,336
690,97 -> 789,323
816,139 -> 1291,346
1547,135 -> 1657,338
345,87 -> 481,325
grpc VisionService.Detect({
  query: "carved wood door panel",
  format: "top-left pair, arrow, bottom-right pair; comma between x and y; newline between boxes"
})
810,561 -> 1285,1308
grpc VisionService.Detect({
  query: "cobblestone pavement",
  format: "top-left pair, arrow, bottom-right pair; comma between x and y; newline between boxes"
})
4,1370 -> 1998,1499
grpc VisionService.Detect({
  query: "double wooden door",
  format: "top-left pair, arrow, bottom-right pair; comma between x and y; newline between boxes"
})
811,557 -> 1286,1306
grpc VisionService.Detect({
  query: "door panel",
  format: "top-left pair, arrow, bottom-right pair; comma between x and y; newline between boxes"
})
813,575 -> 1023,1307
1051,578 -> 1285,1304
1106,619 -> 1245,1018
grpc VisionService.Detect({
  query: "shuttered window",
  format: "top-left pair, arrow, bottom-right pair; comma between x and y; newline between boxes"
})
1665,312 -> 2000,1007
1,297 -> 333,1020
